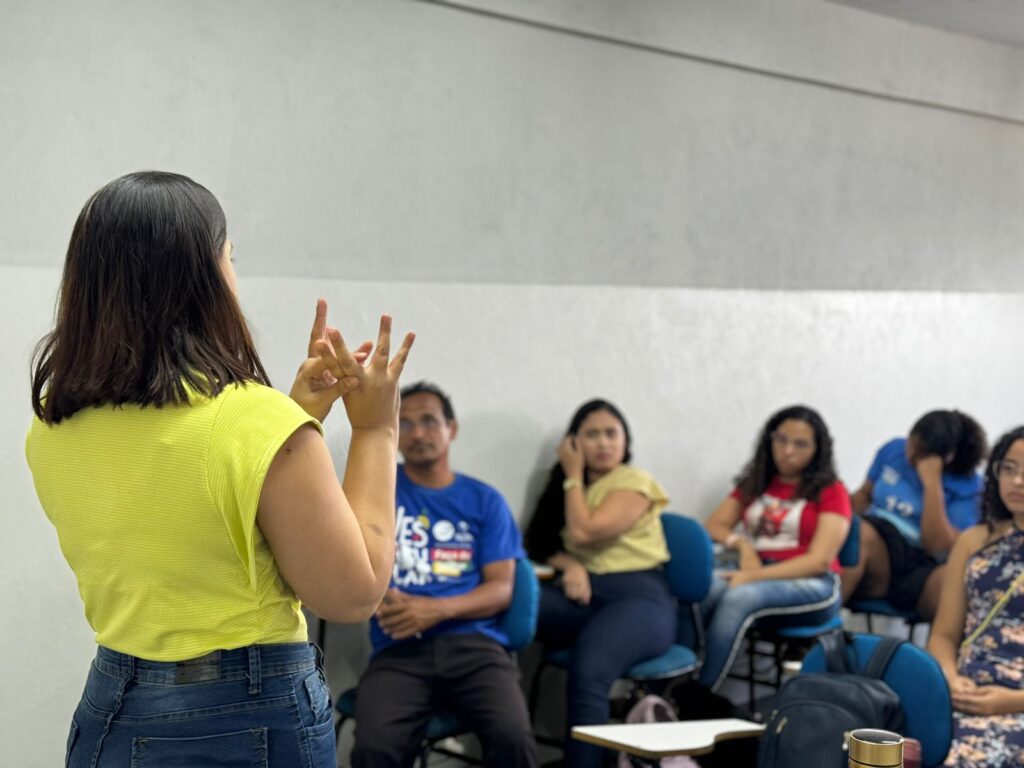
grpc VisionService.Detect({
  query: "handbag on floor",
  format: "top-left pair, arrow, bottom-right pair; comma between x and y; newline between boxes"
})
617,694 -> 700,768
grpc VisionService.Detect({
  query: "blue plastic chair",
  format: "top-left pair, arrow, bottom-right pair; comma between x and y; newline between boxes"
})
737,514 -> 860,703
528,513 -> 714,726
335,558 -> 540,766
844,515 -> 926,638
801,632 -> 952,767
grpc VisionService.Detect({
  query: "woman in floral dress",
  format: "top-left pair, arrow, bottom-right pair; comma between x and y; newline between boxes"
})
929,426 -> 1024,767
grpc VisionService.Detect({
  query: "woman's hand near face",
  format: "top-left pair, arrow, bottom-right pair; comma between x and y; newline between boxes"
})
915,454 -> 945,485
558,435 -> 585,481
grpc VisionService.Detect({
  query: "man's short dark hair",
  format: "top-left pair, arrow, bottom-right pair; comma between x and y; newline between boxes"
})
400,381 -> 455,422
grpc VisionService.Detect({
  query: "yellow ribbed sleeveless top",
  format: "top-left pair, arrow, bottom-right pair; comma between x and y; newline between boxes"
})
25,383 -> 319,661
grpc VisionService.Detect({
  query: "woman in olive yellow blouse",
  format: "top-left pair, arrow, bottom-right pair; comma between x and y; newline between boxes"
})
525,399 -> 673,768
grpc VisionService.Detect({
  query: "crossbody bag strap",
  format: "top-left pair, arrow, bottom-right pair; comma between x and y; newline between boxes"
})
819,629 -> 851,674
961,568 -> 1024,649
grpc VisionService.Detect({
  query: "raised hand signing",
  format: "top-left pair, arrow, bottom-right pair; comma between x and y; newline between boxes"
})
289,299 -> 414,425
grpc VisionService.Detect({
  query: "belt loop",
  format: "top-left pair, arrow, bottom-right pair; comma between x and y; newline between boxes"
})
247,646 -> 261,695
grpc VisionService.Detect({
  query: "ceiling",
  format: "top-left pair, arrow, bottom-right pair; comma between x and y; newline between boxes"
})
827,0 -> 1024,48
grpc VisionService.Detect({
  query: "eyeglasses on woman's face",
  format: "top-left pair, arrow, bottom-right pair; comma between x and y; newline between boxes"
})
994,460 -> 1024,482
769,431 -> 814,452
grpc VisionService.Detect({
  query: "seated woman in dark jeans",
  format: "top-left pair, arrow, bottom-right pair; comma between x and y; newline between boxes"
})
841,410 -> 986,620
525,399 -> 675,768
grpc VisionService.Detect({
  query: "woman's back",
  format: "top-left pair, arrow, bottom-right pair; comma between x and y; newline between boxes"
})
27,382 -> 314,661
29,170 -> 414,766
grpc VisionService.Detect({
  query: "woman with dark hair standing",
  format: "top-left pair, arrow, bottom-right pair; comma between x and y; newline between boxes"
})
526,399 -> 675,768
701,405 -> 851,691
841,410 -> 986,621
928,427 -> 1024,767
25,171 -> 414,767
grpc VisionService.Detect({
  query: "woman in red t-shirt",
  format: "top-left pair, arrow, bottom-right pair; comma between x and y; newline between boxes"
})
700,405 -> 851,691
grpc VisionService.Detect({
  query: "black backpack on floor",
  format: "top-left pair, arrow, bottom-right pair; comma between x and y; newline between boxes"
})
756,631 -> 906,768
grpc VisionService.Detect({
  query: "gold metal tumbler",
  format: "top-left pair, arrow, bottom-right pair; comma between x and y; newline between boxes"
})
848,728 -> 904,768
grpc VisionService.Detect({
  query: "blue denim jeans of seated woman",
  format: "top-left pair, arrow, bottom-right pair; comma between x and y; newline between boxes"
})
536,569 -> 676,768
698,572 -> 840,691
65,643 -> 334,768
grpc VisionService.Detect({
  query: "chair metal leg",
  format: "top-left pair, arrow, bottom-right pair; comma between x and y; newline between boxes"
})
774,642 -> 784,690
416,739 -> 431,767
747,635 -> 757,708
527,659 -> 564,748
527,660 -> 548,725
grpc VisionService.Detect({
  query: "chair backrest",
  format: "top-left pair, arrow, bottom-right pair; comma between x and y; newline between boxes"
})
661,513 -> 713,604
800,632 -> 951,768
497,558 -> 540,651
839,513 -> 861,568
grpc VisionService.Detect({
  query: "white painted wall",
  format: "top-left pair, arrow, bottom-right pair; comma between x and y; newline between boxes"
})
3,0 -> 1024,764
455,0 -> 1024,120
6,266 -> 1024,764
4,0 -> 1024,290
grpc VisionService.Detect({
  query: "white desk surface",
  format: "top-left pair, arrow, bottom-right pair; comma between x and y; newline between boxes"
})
571,719 -> 765,759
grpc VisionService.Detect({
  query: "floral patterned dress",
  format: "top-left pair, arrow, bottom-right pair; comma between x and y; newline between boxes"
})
945,528 -> 1024,767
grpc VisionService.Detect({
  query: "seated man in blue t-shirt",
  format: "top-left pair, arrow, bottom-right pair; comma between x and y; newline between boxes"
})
840,410 -> 986,621
351,381 -> 538,768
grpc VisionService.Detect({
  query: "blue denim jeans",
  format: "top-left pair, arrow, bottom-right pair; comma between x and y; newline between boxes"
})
65,643 -> 334,768
536,569 -> 676,768
698,572 -> 840,690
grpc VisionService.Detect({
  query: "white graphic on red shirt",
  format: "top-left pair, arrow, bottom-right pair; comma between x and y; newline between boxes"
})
746,496 -> 805,552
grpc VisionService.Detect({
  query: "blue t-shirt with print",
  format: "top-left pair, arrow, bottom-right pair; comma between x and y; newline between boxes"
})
369,467 -> 525,655
864,437 -> 982,547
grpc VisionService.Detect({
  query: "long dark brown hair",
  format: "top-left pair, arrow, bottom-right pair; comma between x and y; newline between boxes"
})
32,171 -> 269,424
734,404 -> 837,505
983,426 -> 1024,529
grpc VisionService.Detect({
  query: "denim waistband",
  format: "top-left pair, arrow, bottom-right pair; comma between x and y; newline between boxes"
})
94,642 -> 318,686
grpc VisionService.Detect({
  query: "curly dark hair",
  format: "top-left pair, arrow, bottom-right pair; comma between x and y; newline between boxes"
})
982,426 -> 1024,528
734,405 -> 837,505
909,410 -> 987,477
523,399 -> 632,563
